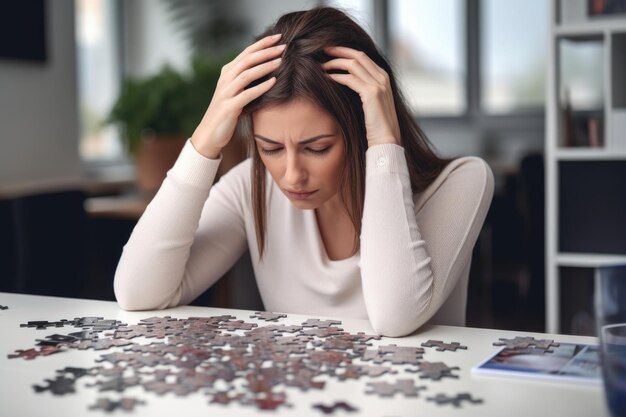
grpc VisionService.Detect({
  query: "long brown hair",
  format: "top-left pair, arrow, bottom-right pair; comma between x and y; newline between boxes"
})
236,6 -> 452,259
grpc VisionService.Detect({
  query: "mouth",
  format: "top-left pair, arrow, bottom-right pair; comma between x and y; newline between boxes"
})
283,189 -> 318,200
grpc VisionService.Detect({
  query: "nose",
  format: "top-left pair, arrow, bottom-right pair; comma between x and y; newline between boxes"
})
284,152 -> 307,187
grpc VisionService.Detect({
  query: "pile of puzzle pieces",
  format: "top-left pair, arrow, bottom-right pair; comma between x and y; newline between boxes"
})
8,312 -> 486,413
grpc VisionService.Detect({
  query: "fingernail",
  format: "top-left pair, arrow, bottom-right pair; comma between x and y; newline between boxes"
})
273,33 -> 282,39
273,57 -> 282,63
276,44 -> 286,50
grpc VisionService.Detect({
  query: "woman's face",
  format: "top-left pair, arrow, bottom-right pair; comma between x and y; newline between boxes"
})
252,98 -> 345,210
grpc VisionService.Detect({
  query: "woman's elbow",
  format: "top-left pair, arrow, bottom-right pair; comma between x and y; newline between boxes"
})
113,280 -> 142,311
368,308 -> 430,338
113,270 -> 155,311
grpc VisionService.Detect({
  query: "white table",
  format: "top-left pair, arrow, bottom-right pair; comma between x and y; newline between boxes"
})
0,292 -> 609,417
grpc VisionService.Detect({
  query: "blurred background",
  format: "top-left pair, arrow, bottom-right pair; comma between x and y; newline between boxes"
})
1,0 -> 625,336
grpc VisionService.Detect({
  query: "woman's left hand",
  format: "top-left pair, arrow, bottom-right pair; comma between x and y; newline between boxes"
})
322,46 -> 401,148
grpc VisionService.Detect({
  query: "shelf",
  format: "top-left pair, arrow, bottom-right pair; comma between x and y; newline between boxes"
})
554,148 -> 626,159
555,20 -> 626,36
556,253 -> 626,268
548,0 -> 626,335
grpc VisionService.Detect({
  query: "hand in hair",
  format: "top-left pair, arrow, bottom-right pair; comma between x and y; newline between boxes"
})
190,34 -> 285,159
321,46 -> 401,148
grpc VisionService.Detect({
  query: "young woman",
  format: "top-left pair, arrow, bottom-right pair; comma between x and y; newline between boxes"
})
114,6 -> 494,337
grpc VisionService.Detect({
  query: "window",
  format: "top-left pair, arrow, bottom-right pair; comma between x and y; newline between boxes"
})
75,0 -> 124,162
330,0 -> 548,120
481,0 -> 549,114
388,0 -> 466,117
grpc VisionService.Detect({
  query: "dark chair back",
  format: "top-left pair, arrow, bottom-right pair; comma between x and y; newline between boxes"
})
0,199 -> 17,291
10,190 -> 87,297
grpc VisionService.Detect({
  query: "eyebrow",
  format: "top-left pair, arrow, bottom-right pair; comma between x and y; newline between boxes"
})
253,134 -> 335,145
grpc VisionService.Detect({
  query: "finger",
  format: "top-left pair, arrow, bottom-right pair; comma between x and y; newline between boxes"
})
232,77 -> 276,108
230,34 -> 282,68
324,46 -> 387,84
321,58 -> 377,85
227,57 -> 282,96
227,43 -> 286,85
325,73 -> 365,96
243,33 -> 283,56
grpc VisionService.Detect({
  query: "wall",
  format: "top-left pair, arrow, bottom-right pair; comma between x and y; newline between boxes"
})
0,1 -> 81,186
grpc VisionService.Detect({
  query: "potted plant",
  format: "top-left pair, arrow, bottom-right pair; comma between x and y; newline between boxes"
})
105,53 -> 240,196
104,63 -> 188,195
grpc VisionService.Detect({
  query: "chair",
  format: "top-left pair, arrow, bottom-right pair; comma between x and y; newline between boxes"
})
10,190 -> 87,298
0,198 -> 17,291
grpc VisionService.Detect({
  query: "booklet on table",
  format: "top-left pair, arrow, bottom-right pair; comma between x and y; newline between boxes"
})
471,342 -> 601,385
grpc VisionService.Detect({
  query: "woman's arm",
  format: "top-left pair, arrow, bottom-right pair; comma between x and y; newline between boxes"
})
113,139 -> 248,311
114,33 -> 291,311
359,144 -> 494,337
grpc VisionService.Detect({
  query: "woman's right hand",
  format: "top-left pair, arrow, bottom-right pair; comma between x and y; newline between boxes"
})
190,33 -> 286,159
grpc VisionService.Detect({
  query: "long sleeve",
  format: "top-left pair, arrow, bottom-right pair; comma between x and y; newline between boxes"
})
359,144 -> 494,337
113,139 -> 248,311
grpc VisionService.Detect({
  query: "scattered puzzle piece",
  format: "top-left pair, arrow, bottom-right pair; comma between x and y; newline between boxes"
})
427,392 -> 484,407
301,327 -> 345,338
493,336 -> 560,351
250,311 -> 288,322
87,376 -> 142,393
365,379 -> 426,397
7,345 -> 64,360
312,401 -> 358,414
219,320 -> 258,331
210,391 -> 244,405
70,338 -> 135,351
357,364 -> 398,377
406,361 -> 460,380
88,397 -> 146,412
20,320 -> 72,330
421,339 -> 468,352
35,333 -> 80,346
56,366 -> 91,379
33,376 -> 76,395
244,392 -> 290,410
302,319 -> 342,328
362,344 -> 424,365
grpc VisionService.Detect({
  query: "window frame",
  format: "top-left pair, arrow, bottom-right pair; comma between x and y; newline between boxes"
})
380,0 -> 545,133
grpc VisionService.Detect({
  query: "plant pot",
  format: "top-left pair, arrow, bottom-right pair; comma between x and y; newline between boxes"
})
134,134 -> 187,197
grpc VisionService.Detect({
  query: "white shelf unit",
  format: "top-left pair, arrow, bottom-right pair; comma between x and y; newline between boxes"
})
546,1 -> 626,334
556,253 -> 626,268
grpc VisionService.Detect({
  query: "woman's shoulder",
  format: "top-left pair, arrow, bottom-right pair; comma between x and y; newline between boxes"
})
444,155 -> 491,174
438,156 -> 493,187
416,156 -> 494,207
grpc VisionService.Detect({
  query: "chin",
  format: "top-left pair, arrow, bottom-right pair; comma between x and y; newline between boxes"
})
289,200 -> 318,210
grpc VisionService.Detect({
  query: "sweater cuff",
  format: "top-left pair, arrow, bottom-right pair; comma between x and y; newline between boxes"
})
167,138 -> 222,189
366,143 -> 409,178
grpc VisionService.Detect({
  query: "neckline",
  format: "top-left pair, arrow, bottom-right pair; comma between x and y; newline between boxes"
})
308,209 -> 359,265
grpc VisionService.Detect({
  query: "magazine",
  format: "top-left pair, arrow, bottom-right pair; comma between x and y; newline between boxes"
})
471,342 -> 601,385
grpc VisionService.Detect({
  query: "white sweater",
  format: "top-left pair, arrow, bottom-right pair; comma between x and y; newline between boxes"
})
114,139 -> 494,337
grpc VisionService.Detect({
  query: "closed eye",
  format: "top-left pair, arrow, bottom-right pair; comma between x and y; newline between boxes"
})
259,147 -> 332,156
307,147 -> 331,155
260,148 -> 282,155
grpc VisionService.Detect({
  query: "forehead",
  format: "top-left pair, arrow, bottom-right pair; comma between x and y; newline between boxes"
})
252,98 -> 338,135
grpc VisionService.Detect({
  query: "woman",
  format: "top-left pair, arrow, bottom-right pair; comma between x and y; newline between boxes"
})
114,6 -> 494,337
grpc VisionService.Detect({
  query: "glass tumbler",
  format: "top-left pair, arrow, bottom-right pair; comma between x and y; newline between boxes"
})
595,264 -> 626,417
